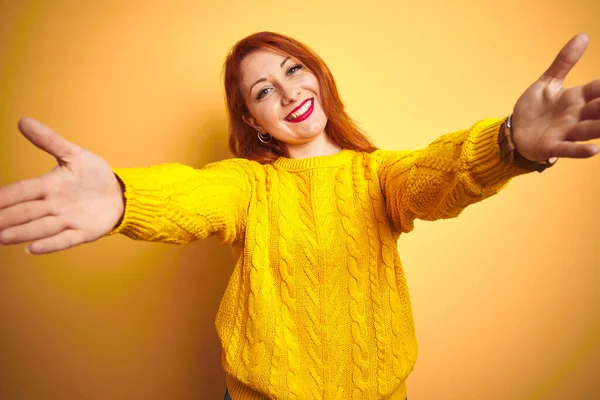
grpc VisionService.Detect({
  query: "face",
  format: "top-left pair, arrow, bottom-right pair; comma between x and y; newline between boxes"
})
240,49 -> 328,147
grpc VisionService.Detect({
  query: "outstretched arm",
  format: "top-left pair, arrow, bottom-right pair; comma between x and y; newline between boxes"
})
0,118 -> 252,254
107,159 -> 251,246
376,118 -> 531,234
377,33 -> 600,235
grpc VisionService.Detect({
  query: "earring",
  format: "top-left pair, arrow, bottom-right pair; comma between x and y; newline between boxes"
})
257,131 -> 272,144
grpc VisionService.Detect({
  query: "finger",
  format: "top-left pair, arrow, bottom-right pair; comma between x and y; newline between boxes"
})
0,200 -> 50,230
540,33 -> 589,82
564,119 -> 600,142
27,229 -> 85,255
17,117 -> 82,161
0,215 -> 65,245
0,177 -> 46,209
550,141 -> 599,159
582,78 -> 600,103
580,98 -> 600,121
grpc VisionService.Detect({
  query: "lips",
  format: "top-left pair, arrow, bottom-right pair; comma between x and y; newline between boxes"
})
285,98 -> 314,123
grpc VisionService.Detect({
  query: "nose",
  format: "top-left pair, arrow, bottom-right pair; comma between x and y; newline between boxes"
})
281,83 -> 300,105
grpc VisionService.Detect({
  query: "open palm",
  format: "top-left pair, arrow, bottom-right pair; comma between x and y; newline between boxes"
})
512,33 -> 600,162
0,118 -> 124,254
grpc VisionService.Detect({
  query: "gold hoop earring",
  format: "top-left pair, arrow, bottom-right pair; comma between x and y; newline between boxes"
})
257,131 -> 272,144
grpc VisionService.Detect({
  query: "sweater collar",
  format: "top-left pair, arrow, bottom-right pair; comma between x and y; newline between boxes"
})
273,149 -> 355,171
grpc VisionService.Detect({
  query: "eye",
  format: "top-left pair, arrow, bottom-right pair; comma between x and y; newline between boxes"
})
287,64 -> 303,75
255,64 -> 303,100
256,87 -> 271,100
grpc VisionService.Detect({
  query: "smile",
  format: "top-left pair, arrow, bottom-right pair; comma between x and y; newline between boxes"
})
285,98 -> 314,123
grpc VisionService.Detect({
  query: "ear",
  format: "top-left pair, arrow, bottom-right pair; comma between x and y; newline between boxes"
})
242,114 -> 263,132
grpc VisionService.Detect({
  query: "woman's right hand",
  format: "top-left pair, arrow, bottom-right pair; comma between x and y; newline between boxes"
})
0,117 -> 125,255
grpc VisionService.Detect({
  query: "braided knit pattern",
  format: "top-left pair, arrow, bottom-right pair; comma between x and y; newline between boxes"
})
369,152 -> 416,385
241,168 -> 269,381
334,164 -> 370,398
219,255 -> 247,375
356,155 -> 389,396
275,169 -> 300,398
110,118 -> 534,399
266,170 -> 284,398
297,171 -> 325,399
267,311 -> 283,399
313,168 -> 345,400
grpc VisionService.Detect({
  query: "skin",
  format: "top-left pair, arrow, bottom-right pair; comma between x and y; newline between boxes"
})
511,33 -> 600,160
240,49 -> 342,159
0,33 -> 599,254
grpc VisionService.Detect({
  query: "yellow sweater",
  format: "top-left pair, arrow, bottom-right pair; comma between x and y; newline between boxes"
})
108,118 -> 533,399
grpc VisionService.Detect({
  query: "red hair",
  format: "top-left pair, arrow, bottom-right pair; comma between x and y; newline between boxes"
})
223,31 -> 377,163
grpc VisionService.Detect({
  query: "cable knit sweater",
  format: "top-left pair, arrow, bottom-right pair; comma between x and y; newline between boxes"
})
108,118 -> 533,399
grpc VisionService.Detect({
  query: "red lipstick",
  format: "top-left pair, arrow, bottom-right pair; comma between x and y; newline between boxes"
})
285,98 -> 314,123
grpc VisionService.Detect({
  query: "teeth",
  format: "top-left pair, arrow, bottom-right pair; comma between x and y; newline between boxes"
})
287,99 -> 312,120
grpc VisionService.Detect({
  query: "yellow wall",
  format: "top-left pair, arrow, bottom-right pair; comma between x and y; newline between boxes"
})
1,1 -> 599,399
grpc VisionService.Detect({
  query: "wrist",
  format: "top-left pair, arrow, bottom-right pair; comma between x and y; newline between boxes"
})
113,173 -> 126,229
498,115 -> 558,173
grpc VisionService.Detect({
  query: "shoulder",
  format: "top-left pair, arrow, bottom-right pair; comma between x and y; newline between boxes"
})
201,157 -> 273,188
358,149 -> 415,172
204,157 -> 263,173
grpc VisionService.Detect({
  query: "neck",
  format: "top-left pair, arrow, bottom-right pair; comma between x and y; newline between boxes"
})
285,132 -> 342,159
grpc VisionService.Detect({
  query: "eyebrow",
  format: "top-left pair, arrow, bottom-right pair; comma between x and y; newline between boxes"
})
248,56 -> 291,95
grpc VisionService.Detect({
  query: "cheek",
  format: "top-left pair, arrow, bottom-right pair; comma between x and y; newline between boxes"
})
305,74 -> 321,95
256,104 -> 282,128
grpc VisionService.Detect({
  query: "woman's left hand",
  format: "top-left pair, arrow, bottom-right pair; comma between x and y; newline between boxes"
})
511,32 -> 600,162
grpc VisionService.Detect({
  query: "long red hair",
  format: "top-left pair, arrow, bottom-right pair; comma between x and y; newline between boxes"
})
223,31 -> 377,163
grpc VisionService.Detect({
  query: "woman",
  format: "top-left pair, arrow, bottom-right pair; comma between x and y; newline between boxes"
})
0,31 -> 599,400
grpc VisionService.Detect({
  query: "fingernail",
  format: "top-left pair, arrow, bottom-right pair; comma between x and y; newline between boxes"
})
25,247 -> 30,254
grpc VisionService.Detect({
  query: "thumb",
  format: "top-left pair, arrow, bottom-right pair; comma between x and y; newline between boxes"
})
540,32 -> 589,82
17,117 -> 82,161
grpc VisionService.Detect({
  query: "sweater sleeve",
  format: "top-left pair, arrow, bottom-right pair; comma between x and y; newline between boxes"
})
376,118 -> 535,234
105,158 -> 252,245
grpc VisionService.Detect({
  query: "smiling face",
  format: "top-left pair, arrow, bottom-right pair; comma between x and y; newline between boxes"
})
241,49 -> 329,149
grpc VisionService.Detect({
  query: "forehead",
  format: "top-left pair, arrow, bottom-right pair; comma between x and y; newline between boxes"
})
241,49 -> 291,81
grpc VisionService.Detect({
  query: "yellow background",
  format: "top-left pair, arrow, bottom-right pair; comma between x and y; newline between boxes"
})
1,1 -> 599,399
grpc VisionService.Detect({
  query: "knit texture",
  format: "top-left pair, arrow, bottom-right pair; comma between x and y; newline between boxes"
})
108,118 -> 533,399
